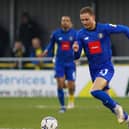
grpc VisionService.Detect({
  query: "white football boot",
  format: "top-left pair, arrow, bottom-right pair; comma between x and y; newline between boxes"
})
67,102 -> 74,109
114,104 -> 125,124
59,106 -> 66,113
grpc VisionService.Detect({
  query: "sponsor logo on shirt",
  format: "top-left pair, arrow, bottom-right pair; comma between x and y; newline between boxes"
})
88,40 -> 102,54
61,41 -> 70,51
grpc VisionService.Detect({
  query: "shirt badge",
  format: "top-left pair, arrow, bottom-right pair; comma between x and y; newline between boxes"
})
98,33 -> 103,39
69,36 -> 73,41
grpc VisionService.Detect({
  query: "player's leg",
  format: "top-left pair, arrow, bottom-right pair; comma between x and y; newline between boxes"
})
91,77 -> 129,124
89,67 -> 129,128
56,77 -> 66,113
103,87 -> 129,123
90,68 -> 116,112
67,80 -> 75,109
65,62 -> 76,109
55,63 -> 66,113
89,63 -> 129,125
102,87 -> 115,113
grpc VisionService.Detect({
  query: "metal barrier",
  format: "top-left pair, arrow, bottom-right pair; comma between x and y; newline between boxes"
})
0,56 -> 129,69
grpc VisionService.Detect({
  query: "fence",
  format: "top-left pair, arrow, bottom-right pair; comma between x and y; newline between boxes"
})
0,56 -> 129,69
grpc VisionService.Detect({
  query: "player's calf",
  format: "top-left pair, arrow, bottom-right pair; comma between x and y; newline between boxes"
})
67,81 -> 75,109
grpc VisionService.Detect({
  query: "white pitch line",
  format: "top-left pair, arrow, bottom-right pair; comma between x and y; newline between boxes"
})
35,104 -> 129,110
35,105 -> 58,109
35,104 -> 104,109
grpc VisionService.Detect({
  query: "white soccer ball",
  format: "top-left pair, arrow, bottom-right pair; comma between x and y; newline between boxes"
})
41,116 -> 58,129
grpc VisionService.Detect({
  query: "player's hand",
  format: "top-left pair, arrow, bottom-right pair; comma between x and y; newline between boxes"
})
42,50 -> 48,57
73,41 -> 79,52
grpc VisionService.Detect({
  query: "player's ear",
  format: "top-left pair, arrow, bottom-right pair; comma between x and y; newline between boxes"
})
70,22 -> 73,28
93,15 -> 96,20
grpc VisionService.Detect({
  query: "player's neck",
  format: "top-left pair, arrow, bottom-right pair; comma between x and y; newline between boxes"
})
91,21 -> 96,30
62,27 -> 71,32
87,21 -> 96,30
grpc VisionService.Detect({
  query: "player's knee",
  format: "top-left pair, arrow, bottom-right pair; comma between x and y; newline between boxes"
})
68,87 -> 75,94
58,85 -> 64,89
57,82 -> 65,88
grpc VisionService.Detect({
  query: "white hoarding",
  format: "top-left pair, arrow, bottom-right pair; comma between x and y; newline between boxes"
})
0,70 -> 56,97
75,65 -> 129,97
0,65 -> 129,97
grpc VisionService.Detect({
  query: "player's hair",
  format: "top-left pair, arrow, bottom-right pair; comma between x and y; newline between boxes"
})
80,6 -> 95,15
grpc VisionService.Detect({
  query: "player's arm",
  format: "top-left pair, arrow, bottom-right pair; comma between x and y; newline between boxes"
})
42,32 -> 56,56
105,23 -> 129,38
73,33 -> 83,60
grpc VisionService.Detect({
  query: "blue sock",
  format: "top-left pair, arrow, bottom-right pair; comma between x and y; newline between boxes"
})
91,90 -> 117,111
103,102 -> 115,113
57,88 -> 65,107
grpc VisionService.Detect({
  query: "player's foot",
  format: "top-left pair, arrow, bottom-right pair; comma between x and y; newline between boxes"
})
59,106 -> 66,113
114,104 -> 125,123
67,102 -> 74,109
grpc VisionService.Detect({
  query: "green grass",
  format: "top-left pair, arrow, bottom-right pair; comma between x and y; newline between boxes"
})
0,97 -> 129,129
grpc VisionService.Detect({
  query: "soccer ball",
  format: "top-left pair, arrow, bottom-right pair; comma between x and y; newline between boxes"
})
41,116 -> 58,129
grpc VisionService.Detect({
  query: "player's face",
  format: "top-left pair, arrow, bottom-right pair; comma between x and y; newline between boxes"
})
80,13 -> 95,30
61,16 -> 72,30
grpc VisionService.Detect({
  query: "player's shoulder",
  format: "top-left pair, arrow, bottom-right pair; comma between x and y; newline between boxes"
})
77,28 -> 85,36
97,22 -> 117,28
78,28 -> 85,34
70,28 -> 77,35
96,22 -> 114,32
97,23 -> 109,28
51,28 -> 61,36
53,28 -> 61,33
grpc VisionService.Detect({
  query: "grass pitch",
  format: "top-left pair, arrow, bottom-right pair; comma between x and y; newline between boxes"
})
0,97 -> 129,129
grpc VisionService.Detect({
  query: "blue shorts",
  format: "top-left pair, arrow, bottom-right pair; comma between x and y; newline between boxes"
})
54,62 -> 76,81
89,62 -> 114,90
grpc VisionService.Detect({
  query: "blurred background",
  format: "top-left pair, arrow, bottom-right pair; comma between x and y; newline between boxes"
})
0,1 -> 129,129
0,0 -> 128,96
0,0 -> 128,95
0,0 -> 129,57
